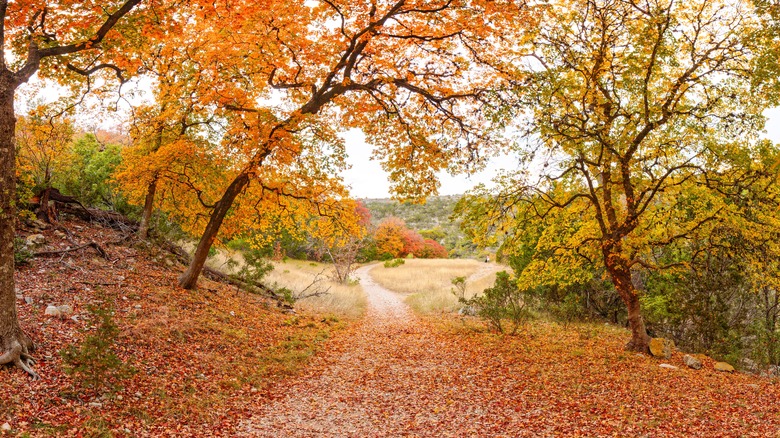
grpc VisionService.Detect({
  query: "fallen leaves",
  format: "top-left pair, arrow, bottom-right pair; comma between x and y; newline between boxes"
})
3,220 -> 343,436
3,224 -> 779,436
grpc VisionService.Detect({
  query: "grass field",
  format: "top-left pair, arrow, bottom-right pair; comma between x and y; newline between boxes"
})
204,247 -> 367,319
368,258 -> 506,313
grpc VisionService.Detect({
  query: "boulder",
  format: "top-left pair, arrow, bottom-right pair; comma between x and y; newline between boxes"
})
683,354 -> 702,370
25,234 -> 46,248
649,337 -> 675,359
44,304 -> 74,319
714,361 -> 735,373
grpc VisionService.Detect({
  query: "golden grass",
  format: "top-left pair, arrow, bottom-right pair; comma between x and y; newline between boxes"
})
199,246 -> 367,319
266,259 -> 367,319
368,258 -> 507,314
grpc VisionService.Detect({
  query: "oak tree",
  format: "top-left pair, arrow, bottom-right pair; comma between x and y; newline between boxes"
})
0,0 -> 148,378
460,0 -> 771,352
170,0 -> 526,289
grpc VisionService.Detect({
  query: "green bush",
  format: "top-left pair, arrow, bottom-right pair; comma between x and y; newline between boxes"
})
383,258 -> 405,268
13,238 -> 33,266
60,301 -> 134,395
461,271 -> 529,335
56,134 -> 125,209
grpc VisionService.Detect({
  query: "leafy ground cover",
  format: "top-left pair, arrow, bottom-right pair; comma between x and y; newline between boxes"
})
243,265 -> 780,437
3,220 -> 348,436
3,231 -> 778,436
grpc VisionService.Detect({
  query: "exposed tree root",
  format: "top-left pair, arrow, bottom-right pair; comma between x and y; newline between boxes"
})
0,337 -> 39,380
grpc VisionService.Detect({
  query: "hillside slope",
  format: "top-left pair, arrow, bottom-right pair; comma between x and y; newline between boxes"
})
4,220 -> 344,436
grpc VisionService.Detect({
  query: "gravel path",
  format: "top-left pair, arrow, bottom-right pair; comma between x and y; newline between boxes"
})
237,264 -> 521,437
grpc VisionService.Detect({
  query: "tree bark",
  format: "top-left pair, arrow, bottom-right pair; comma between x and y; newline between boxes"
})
178,172 -> 250,289
604,246 -> 651,353
138,174 -> 158,240
0,75 -> 37,378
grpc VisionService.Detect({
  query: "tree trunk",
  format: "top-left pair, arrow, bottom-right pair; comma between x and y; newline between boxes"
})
178,172 -> 250,289
604,247 -> 650,353
0,76 -> 38,378
137,174 -> 158,240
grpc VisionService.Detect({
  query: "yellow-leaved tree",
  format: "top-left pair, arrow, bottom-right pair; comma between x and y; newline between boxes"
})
457,0 -> 776,352
0,0 -> 158,379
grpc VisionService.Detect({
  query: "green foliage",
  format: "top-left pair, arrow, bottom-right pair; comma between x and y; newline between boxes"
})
461,271 -> 529,335
383,258 -> 405,268
13,237 -> 33,266
60,301 -> 135,395
56,134 -> 125,209
229,247 -> 274,293
450,276 -> 467,301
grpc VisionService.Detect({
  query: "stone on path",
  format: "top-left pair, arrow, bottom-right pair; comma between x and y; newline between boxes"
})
45,304 -> 73,319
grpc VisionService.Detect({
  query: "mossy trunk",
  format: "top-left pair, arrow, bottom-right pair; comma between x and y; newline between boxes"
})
604,247 -> 650,353
137,175 -> 158,240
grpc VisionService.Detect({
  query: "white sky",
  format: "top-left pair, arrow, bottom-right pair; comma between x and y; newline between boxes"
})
20,79 -> 780,200
340,129 -> 515,199
344,108 -> 780,199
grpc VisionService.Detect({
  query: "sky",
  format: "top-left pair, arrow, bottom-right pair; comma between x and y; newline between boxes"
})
340,129 -> 516,200
23,79 -> 780,201
343,108 -> 780,199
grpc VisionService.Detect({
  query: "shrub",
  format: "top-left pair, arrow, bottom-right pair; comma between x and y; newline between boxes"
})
60,301 -> 134,395
13,238 -> 33,266
383,258 -> 405,268
461,271 -> 529,335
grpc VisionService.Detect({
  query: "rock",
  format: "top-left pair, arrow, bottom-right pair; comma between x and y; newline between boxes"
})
53,230 -> 67,239
649,337 -> 675,359
44,304 -> 73,319
24,297 -> 34,305
659,363 -> 678,370
683,354 -> 702,370
714,361 -> 735,373
1,423 -> 10,432
740,358 -> 758,372
14,287 -> 22,298
25,234 -> 46,247
31,219 -> 49,230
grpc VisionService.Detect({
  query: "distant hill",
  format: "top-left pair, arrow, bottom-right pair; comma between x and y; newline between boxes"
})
361,195 -> 482,258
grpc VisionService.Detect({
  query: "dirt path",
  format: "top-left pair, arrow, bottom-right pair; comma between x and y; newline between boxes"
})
237,264 -> 523,437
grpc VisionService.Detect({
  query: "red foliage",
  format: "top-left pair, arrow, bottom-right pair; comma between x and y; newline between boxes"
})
401,228 -> 425,257
417,238 -> 448,258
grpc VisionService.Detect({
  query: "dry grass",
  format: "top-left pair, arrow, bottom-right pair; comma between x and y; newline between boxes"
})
368,258 -> 507,314
265,259 -> 367,319
193,245 -> 367,319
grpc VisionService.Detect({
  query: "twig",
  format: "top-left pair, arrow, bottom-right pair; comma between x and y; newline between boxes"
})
35,242 -> 109,259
